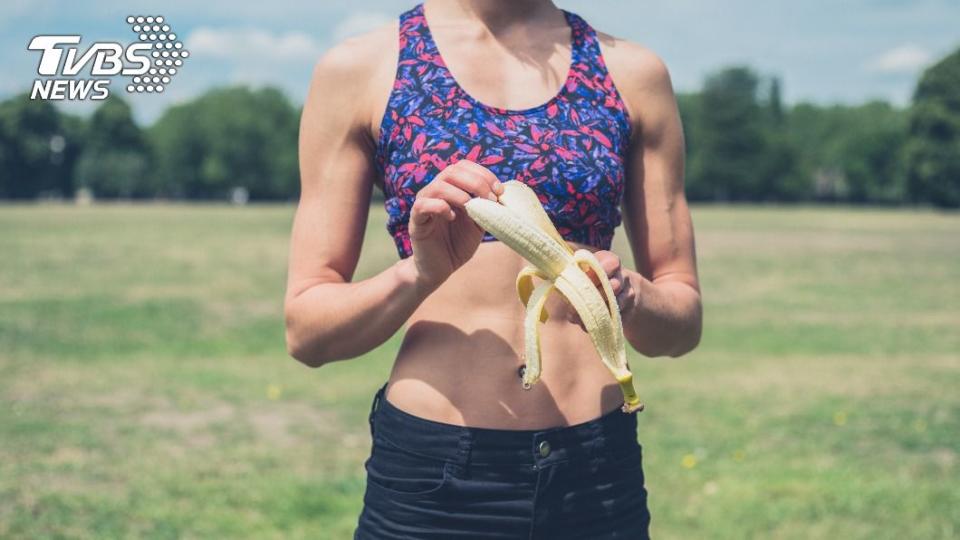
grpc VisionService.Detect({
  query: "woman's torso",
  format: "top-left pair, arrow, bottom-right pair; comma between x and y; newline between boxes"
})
369,2 -> 633,429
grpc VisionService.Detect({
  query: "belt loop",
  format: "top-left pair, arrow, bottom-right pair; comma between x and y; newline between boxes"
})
455,429 -> 473,469
368,381 -> 387,438
590,414 -> 606,458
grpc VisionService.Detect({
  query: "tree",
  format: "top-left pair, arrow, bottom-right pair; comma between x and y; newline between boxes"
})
149,86 -> 299,200
691,67 -> 799,201
676,92 -> 706,200
839,102 -> 907,203
0,93 -> 80,199
74,96 -> 151,198
905,47 -> 960,208
789,102 -> 907,203
759,76 -> 806,201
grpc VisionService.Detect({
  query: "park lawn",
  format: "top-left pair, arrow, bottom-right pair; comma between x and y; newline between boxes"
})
0,203 -> 957,539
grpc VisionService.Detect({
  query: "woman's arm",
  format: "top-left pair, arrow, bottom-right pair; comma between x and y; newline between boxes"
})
284,30 -> 437,368
601,40 -> 703,358
284,29 -> 502,368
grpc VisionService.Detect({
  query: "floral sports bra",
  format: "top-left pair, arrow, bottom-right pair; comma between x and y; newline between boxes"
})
375,3 -> 632,258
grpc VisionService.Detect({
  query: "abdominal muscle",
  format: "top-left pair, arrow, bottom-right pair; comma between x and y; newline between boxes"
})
385,240 -> 627,430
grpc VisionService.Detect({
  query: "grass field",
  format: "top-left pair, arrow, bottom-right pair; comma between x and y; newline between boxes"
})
1,203 -> 958,539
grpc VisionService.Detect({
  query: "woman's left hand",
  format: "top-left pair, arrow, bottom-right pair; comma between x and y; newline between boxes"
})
564,250 -> 637,329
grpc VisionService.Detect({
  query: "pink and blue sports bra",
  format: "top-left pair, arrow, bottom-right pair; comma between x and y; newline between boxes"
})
376,3 -> 632,258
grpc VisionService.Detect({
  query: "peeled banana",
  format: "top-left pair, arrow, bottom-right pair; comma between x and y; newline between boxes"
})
464,181 -> 644,413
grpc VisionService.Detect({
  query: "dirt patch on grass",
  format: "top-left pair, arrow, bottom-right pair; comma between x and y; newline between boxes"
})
693,230 -> 895,259
140,403 -> 235,448
663,354 -> 959,401
247,402 -> 336,447
80,389 -> 168,411
46,446 -> 89,467
138,400 -> 339,449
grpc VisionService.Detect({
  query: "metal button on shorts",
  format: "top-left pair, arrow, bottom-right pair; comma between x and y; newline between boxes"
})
538,440 -> 551,458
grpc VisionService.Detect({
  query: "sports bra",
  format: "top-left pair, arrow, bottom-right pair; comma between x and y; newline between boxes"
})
375,3 -> 632,259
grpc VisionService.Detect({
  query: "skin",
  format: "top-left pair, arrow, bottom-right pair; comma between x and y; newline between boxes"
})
285,0 -> 701,429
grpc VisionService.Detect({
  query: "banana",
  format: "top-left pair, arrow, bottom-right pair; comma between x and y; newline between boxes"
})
464,181 -> 644,413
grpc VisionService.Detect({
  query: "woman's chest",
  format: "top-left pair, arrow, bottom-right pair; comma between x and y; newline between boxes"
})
380,97 -> 628,198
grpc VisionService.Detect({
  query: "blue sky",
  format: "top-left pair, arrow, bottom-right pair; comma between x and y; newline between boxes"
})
3,0 -> 957,123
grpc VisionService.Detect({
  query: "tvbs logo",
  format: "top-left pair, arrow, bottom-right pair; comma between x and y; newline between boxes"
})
28,15 -> 189,101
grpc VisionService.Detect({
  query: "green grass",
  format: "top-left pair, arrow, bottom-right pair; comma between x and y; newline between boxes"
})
1,203 -> 957,539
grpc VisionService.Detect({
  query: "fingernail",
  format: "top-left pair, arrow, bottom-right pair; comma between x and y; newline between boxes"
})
488,192 -> 498,201
493,181 -> 502,191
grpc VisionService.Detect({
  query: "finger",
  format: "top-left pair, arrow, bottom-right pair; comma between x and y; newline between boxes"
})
450,160 -> 503,197
615,283 -> 631,310
411,197 -> 455,225
595,250 -> 621,276
609,275 -> 622,295
420,179 -> 473,209
441,165 -> 498,201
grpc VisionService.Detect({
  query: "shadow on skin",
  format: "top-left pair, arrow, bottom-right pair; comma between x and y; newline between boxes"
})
597,379 -> 625,420
500,21 -> 573,91
427,4 -> 576,99
384,319 -> 626,430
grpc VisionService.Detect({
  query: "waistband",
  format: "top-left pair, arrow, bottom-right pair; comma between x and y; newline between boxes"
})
367,382 -> 639,469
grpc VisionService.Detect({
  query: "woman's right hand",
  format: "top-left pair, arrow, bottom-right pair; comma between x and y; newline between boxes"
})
408,159 -> 503,289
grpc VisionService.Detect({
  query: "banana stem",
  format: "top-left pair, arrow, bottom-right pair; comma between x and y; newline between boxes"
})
617,374 -> 645,413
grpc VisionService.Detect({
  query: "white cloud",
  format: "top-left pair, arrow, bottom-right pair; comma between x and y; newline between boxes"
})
186,27 -> 322,62
864,44 -> 932,74
176,27 -> 320,106
331,11 -> 392,42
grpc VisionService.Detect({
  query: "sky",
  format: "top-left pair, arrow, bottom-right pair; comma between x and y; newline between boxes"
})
2,0 -> 957,124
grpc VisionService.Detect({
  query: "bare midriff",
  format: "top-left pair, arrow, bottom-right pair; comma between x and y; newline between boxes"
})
385,240 -> 627,430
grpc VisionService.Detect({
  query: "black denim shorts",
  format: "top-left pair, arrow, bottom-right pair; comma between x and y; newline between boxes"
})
354,382 -> 650,539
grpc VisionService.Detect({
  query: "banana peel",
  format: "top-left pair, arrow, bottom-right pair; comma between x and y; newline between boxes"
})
464,181 -> 644,413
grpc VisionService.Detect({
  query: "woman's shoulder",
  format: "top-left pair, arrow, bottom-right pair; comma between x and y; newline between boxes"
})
592,32 -> 677,122
304,20 -> 400,135
595,32 -> 672,87
310,21 -> 398,86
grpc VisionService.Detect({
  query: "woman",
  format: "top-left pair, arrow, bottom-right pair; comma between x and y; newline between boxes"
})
285,1 -> 701,537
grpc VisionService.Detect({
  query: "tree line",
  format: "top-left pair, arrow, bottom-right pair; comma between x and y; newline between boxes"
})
1,47 -> 958,207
